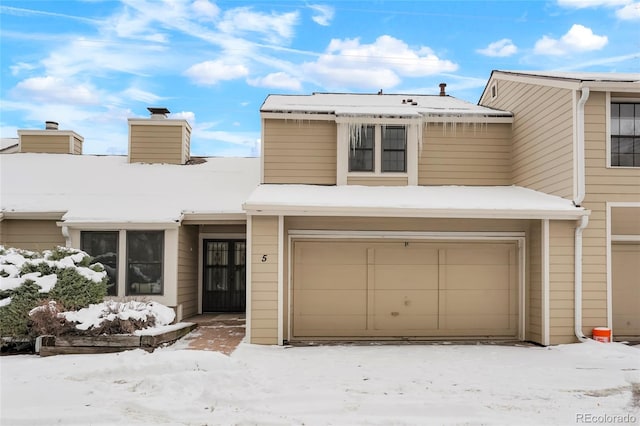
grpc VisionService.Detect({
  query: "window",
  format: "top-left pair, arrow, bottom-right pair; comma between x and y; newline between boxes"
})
382,125 -> 407,172
348,125 -> 374,172
348,124 -> 407,174
81,231 -> 118,296
611,102 -> 640,167
127,231 -> 164,295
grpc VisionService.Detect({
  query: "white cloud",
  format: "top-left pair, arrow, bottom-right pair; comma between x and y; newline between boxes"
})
309,4 -> 334,26
301,35 -> 458,90
191,0 -> 220,21
557,0 -> 628,7
217,7 -> 299,44
184,60 -> 249,85
616,2 -> 640,19
10,62 -> 36,76
248,72 -> 302,91
534,24 -> 608,56
13,76 -> 100,105
476,39 -> 518,57
169,111 -> 196,125
121,87 -> 164,104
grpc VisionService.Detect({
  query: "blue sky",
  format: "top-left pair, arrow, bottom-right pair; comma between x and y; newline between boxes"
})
1,0 -> 638,156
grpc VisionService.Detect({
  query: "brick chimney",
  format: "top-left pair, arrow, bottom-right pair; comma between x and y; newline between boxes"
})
17,121 -> 83,154
439,83 -> 447,96
127,107 -> 191,164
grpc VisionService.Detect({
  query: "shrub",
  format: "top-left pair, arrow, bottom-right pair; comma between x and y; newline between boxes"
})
0,246 -> 107,340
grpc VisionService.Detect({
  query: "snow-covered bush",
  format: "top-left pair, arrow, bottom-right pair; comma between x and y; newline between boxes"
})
0,246 -> 107,339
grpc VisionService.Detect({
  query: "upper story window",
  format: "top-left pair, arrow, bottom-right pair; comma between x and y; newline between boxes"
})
611,102 -> 640,167
348,124 -> 407,174
382,125 -> 407,172
349,125 -> 375,172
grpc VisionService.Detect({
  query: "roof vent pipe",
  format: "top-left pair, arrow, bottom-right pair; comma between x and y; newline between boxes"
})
439,83 -> 447,96
45,121 -> 59,130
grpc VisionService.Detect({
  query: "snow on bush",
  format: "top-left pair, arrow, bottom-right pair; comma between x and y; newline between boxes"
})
0,246 -> 107,339
62,300 -> 176,332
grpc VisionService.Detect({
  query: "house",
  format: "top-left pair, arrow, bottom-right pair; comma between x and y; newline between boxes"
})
1,72 -> 638,347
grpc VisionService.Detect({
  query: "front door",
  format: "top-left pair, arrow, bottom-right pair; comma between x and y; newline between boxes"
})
202,240 -> 246,312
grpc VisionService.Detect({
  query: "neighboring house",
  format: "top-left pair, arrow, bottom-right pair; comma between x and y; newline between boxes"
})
479,71 -> 640,343
1,72 -> 638,347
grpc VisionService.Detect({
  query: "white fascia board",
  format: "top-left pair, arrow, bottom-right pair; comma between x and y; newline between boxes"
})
260,112 -> 336,121
581,81 -> 640,92
489,72 -> 581,90
422,116 -> 513,124
244,205 -> 589,220
60,221 -> 181,230
2,211 -> 66,220
181,212 -> 247,222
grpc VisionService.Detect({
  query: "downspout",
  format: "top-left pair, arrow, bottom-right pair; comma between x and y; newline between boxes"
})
575,87 -> 589,206
574,87 -> 590,342
575,215 -> 590,342
61,225 -> 71,248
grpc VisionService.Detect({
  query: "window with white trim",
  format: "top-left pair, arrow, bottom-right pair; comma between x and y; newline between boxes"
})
611,102 -> 640,167
348,125 -> 375,172
81,231 -> 118,296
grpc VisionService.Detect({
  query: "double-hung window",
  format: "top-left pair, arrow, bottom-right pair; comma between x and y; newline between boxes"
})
611,102 -> 640,167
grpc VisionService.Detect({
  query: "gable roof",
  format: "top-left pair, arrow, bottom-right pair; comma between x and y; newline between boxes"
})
1,153 -> 260,224
491,70 -> 640,83
261,93 -> 511,119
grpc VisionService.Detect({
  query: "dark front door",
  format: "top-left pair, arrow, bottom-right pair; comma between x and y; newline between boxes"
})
202,240 -> 246,312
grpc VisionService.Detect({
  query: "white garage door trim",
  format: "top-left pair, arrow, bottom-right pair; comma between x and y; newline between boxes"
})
287,230 -> 526,341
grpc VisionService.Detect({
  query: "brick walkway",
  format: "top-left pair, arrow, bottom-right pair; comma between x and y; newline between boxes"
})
181,314 -> 245,355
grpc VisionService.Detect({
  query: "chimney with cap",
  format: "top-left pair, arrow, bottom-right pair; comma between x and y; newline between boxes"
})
17,121 -> 83,154
127,107 -> 191,164
439,83 -> 447,96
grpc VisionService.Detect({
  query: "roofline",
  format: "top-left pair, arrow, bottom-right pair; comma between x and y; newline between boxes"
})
260,111 -> 513,123
59,220 -> 181,229
480,70 -> 640,101
243,204 -> 589,220
1,211 -> 66,220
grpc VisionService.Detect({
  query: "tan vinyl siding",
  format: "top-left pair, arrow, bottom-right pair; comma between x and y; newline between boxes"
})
200,224 -> 246,234
582,91 -> 640,336
263,119 -> 337,184
177,225 -> 199,320
612,243 -> 640,338
548,220 -> 576,344
183,126 -> 191,165
347,176 -> 408,186
129,124 -> 185,164
481,79 -> 574,198
0,219 -> 65,251
611,207 -> 640,235
418,123 -> 512,186
527,220 -> 543,343
250,216 -> 279,344
73,135 -> 83,154
19,134 -> 70,154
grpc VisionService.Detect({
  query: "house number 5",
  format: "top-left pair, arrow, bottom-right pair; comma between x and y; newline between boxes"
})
261,255 -> 268,262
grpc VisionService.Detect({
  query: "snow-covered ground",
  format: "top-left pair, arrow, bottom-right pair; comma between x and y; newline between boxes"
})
1,340 -> 638,425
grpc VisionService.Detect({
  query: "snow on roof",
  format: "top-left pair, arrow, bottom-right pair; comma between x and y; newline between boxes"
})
1,138 -> 19,153
1,153 -> 260,223
244,184 -> 586,219
261,93 -> 511,118
494,70 -> 640,83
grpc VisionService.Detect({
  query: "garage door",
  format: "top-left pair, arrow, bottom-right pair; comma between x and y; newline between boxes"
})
612,243 -> 640,339
292,240 -> 518,339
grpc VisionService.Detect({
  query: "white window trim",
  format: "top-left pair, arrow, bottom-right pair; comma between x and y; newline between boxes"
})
337,121 -> 418,185
607,94 -> 640,169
